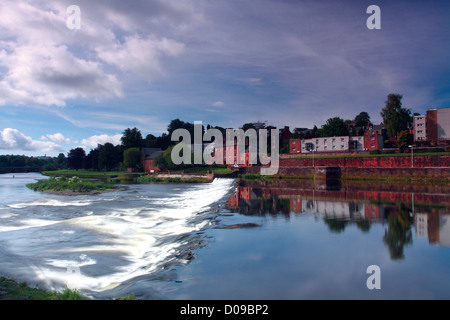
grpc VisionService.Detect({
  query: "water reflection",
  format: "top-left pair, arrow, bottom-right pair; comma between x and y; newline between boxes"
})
225,179 -> 450,260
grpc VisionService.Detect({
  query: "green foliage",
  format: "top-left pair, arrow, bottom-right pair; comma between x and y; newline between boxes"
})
397,130 -> 413,152
320,117 -> 350,137
26,176 -> 117,193
98,143 -> 120,171
354,111 -> 371,128
123,147 -> 141,169
380,93 -> 412,138
67,147 -> 86,170
121,127 -> 144,149
136,175 -> 210,184
0,276 -> 86,300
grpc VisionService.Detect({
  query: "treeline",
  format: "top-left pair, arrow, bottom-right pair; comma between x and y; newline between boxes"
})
0,154 -> 67,172
66,120 -> 218,171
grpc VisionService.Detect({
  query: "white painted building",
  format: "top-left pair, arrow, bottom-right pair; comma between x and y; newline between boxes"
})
413,115 -> 427,142
300,136 -> 364,153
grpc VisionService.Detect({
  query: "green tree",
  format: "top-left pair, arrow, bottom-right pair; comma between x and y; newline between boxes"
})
67,147 -> 86,170
144,134 -> 158,148
84,148 -> 99,170
123,148 -> 141,169
98,143 -> 119,171
121,127 -> 144,149
56,153 -> 67,169
380,94 -> 412,138
397,130 -> 413,152
320,117 -> 350,137
354,112 -> 371,128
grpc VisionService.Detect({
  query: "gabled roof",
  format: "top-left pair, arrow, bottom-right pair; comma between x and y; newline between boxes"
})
143,148 -> 164,159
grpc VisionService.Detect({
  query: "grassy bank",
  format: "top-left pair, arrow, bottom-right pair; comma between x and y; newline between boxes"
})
42,170 -> 143,179
136,175 -> 212,184
0,276 -> 138,300
0,276 -> 85,300
26,176 -> 118,193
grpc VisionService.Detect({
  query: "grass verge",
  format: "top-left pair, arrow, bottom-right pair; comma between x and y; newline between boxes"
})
0,276 -> 85,300
26,176 -> 118,193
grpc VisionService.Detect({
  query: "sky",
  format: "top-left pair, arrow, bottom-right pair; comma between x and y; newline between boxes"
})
0,0 -> 449,156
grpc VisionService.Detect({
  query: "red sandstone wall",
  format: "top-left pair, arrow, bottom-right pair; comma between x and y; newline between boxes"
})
278,155 -> 449,168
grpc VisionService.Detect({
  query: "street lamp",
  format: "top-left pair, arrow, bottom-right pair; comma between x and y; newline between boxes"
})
408,145 -> 414,168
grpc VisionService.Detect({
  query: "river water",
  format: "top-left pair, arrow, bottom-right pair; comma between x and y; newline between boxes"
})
0,173 -> 449,299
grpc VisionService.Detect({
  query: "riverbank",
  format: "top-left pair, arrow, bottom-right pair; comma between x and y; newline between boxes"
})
0,276 -> 139,300
26,176 -> 118,194
0,276 -> 85,300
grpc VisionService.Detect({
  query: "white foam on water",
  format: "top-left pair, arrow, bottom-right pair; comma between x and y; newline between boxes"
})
19,178 -> 235,294
8,198 -> 93,209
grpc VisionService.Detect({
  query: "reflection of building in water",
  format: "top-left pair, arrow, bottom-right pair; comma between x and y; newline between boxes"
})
415,213 -> 450,247
301,199 -> 384,220
226,186 -> 388,220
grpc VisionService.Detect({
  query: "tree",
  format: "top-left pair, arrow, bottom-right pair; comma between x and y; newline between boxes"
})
311,125 -> 320,137
354,112 -> 371,128
380,94 -> 412,138
397,130 -> 413,152
123,148 -> 141,169
320,117 -> 350,137
67,147 -> 86,170
144,134 -> 158,148
56,153 -> 67,169
84,148 -> 99,170
98,143 -> 119,171
121,127 -> 144,149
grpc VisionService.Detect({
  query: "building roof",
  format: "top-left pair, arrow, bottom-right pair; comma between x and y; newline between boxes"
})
142,148 -> 164,159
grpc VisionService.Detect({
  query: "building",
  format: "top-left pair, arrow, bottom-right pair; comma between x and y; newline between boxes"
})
290,138 -> 301,154
141,148 -> 164,173
413,115 -> 427,141
213,145 -> 251,168
414,107 -> 450,144
299,136 -> 364,154
364,130 -> 384,151
279,126 -> 292,141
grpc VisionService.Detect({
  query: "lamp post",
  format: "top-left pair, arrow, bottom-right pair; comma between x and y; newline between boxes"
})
408,145 -> 414,168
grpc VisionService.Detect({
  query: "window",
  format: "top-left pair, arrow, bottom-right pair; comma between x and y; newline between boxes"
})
333,145 -> 336,149
324,146 -> 327,150
341,138 -> 345,142
371,136 -> 375,140
371,144 -> 375,148
341,145 -> 345,149
324,139 -> 327,143
292,141 -> 296,144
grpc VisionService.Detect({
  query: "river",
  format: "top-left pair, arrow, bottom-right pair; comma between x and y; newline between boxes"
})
0,173 -> 449,299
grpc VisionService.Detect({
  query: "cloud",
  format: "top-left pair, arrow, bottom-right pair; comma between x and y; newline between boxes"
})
0,44 -> 123,107
0,0 -> 190,107
46,133 -> 72,144
0,128 -> 63,152
95,35 -> 185,81
212,101 -> 225,107
80,134 -> 122,148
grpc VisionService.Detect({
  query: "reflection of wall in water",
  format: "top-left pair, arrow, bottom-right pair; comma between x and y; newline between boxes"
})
301,200 -> 372,220
415,213 -> 450,248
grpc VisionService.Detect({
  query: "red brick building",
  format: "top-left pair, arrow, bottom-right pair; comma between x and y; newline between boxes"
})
214,145 -> 251,167
289,139 -> 301,154
141,148 -> 164,173
363,131 -> 384,151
